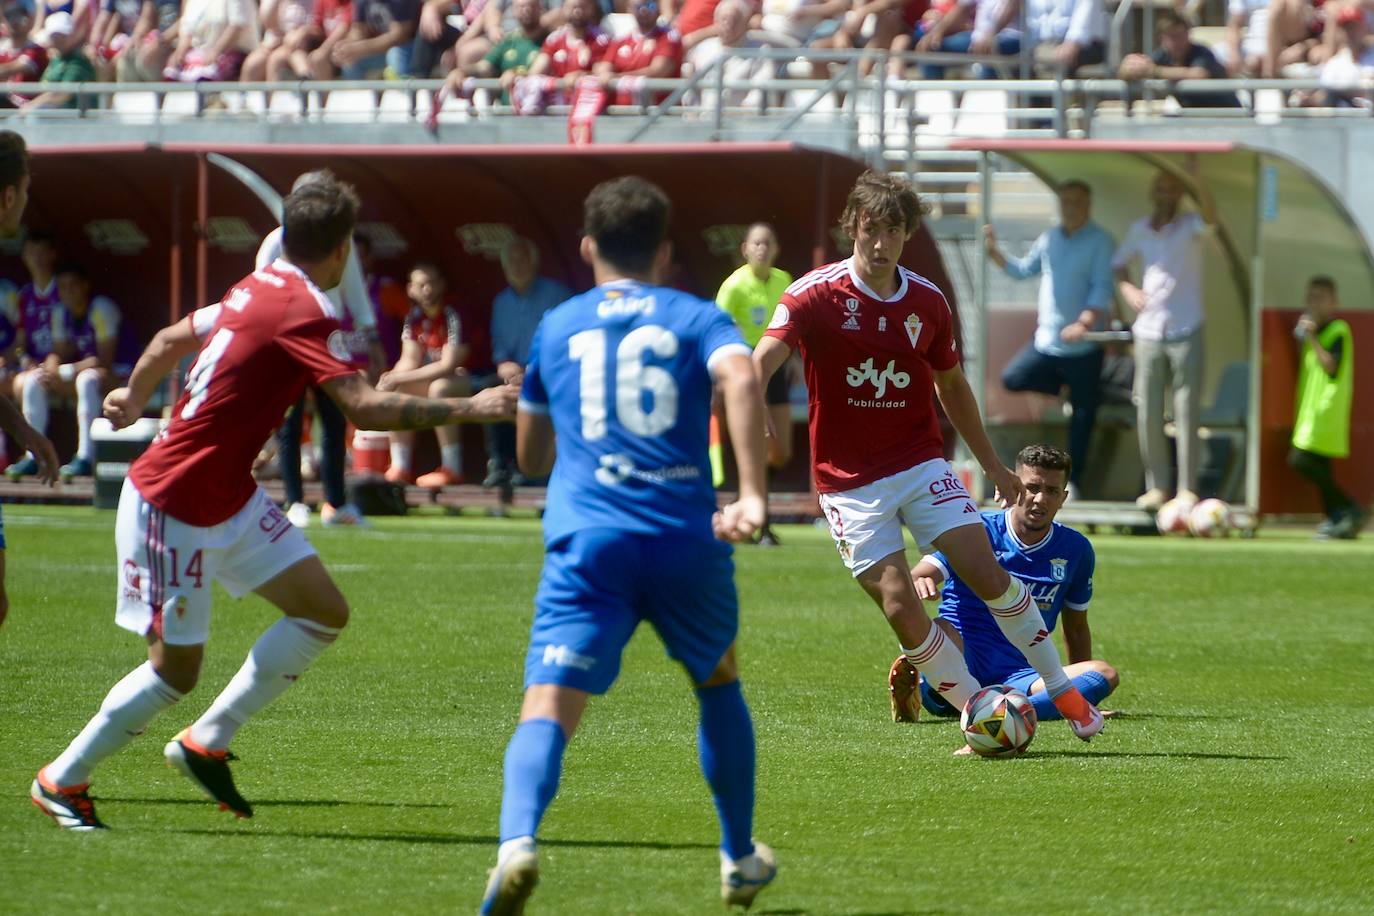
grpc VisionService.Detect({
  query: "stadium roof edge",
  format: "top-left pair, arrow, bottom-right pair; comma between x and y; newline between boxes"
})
948,139 -> 1236,153
154,141 -> 806,157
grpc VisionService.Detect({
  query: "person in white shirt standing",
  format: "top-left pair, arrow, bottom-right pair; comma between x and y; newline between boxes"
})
1112,155 -> 1217,512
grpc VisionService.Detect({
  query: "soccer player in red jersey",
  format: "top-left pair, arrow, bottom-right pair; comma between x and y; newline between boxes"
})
753,172 -> 1103,744
31,173 -> 516,830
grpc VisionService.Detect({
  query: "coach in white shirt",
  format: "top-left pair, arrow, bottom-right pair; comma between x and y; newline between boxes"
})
1112,156 -> 1217,511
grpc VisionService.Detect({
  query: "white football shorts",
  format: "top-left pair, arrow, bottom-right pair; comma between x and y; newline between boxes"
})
817,457 -> 980,577
115,479 -> 317,645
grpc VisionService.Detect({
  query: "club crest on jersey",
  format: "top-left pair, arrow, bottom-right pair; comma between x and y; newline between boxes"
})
327,330 -> 352,363
1050,558 -> 1068,582
904,314 -> 923,348
845,298 -> 861,313
841,315 -> 860,331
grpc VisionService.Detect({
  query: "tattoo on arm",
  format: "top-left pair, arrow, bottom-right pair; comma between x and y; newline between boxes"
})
384,393 -> 457,430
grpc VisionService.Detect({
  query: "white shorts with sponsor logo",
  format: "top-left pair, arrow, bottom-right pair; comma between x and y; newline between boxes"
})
115,479 -> 317,645
818,457 -> 980,577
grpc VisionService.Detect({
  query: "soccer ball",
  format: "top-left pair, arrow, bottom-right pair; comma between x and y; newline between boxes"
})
1155,497 -> 1195,536
960,685 -> 1038,758
1188,498 -> 1233,538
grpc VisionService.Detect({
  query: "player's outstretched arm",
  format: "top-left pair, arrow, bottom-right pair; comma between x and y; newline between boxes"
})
0,397 -> 57,485
751,335 -> 792,442
321,372 -> 517,431
714,352 -> 767,542
931,364 -> 1023,508
911,554 -> 947,601
516,410 -> 555,479
1060,608 -> 1093,665
104,317 -> 204,429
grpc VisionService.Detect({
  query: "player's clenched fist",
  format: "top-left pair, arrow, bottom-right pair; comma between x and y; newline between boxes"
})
103,387 -> 142,430
713,495 -> 766,542
470,383 -> 520,418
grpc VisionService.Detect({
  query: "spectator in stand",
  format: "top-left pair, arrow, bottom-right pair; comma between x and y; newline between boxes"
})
30,263 -> 132,481
1289,276 -> 1364,540
1259,0 -> 1324,77
0,0 -> 50,96
330,0 -> 419,78
985,180 -> 1115,500
594,0 -> 682,107
34,0 -> 93,47
88,0 -> 141,80
380,262 -> 470,487
715,222 -> 792,545
673,0 -> 721,50
298,0 -> 353,78
240,0 -> 317,81
512,0 -> 607,114
23,12 -> 95,108
1112,156 -> 1217,513
432,0 -> 546,112
1299,6 -> 1374,106
688,0 -> 773,107
914,0 -> 1020,79
823,0 -> 926,78
410,0 -> 497,77
1025,0 -> 1105,75
1118,12 -> 1242,108
118,0 -> 179,80
162,0 -> 258,81
486,236 -> 568,489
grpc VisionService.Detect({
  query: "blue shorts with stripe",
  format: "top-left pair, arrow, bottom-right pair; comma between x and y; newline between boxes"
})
524,528 -> 738,695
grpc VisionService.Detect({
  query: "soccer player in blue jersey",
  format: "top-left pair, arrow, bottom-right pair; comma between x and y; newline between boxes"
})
889,444 -> 1120,728
480,176 -> 775,915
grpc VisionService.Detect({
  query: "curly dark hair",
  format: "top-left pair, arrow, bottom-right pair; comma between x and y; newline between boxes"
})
1015,443 -> 1072,480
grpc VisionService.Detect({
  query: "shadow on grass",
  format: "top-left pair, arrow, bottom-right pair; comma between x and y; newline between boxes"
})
92,796 -> 451,810
759,911 -> 933,916
1028,750 -> 1286,761
168,826 -> 716,851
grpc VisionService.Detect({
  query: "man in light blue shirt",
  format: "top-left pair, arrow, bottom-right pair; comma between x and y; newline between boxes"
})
987,179 -> 1115,494
486,236 -> 571,488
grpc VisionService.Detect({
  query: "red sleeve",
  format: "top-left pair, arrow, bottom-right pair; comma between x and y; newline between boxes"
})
925,290 -> 960,372
278,302 -> 359,385
658,31 -> 683,66
762,286 -> 811,349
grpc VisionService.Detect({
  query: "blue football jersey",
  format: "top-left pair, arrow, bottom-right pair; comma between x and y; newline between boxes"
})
930,510 -> 1095,684
520,279 -> 751,545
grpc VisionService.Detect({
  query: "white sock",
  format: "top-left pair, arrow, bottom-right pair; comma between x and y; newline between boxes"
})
390,441 -> 412,471
498,837 -> 536,865
189,617 -> 341,751
75,368 -> 102,461
902,625 -> 977,710
441,442 -> 462,473
47,662 -> 183,785
22,374 -> 49,437
986,577 -> 1072,697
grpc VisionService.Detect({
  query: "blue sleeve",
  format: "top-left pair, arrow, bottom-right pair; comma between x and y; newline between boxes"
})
699,303 -> 750,375
490,291 -> 514,363
1002,232 -> 1046,281
518,320 -> 549,414
1065,540 -> 1095,610
1086,232 -> 1116,311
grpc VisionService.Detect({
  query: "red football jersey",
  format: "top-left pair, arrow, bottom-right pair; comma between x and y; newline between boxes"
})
131,260 -> 358,526
542,25 -> 610,78
764,258 -> 960,493
607,25 -> 682,75
401,304 -> 462,364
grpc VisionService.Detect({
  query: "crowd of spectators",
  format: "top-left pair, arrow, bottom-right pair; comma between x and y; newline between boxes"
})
1,0 -> 1371,111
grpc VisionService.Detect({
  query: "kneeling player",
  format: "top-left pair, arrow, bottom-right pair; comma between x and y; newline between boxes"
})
889,444 -> 1120,725
31,173 -> 516,831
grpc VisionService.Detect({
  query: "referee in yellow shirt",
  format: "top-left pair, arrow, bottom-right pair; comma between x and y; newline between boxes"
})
715,223 -> 793,546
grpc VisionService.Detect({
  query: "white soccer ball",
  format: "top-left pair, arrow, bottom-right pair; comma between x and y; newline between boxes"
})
1155,497 -> 1195,536
1188,498 -> 1233,538
960,684 -> 1037,758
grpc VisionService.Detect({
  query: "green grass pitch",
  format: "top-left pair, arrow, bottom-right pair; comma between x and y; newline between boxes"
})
2,506 -> 1372,914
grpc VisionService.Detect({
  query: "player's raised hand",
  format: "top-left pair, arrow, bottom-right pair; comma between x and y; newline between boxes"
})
103,387 -> 144,430
987,463 -> 1024,509
713,494 -> 766,542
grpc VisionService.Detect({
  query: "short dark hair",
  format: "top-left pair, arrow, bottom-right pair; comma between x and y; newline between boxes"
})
583,176 -> 671,274
0,130 -> 28,195
841,170 -> 926,237
1058,179 -> 1091,197
746,221 -> 778,239
281,171 -> 359,264
411,261 -> 445,284
1308,275 -> 1337,295
1016,443 -> 1072,480
54,260 -> 87,280
1156,10 -> 1191,33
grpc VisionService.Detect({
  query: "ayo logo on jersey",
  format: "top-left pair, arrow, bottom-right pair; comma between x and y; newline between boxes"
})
845,357 -> 911,406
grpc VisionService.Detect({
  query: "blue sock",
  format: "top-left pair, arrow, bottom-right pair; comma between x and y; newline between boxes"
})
1030,671 -> 1114,721
696,680 -> 756,861
918,675 -> 959,718
498,718 -> 567,843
